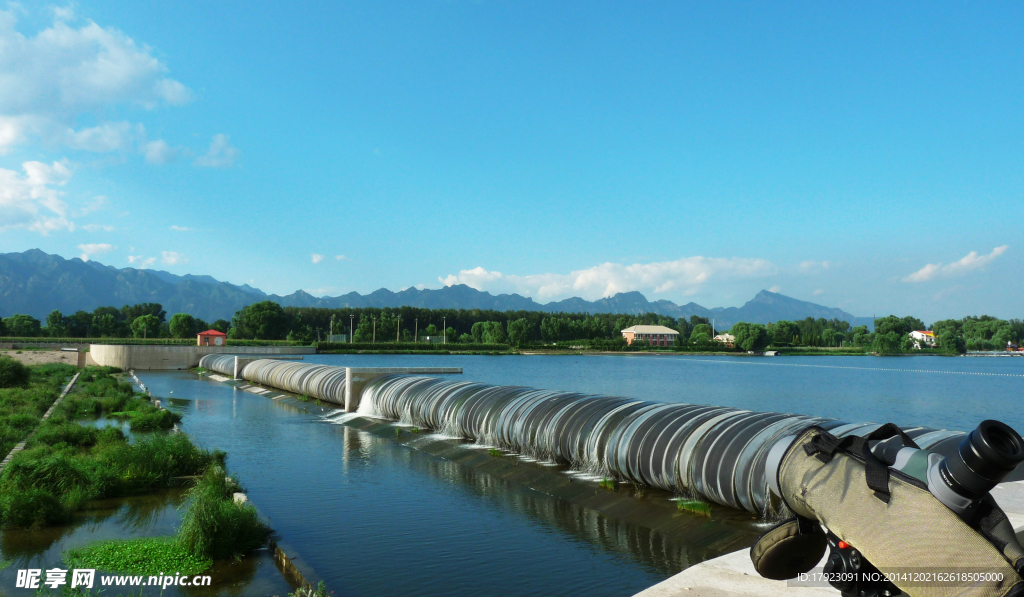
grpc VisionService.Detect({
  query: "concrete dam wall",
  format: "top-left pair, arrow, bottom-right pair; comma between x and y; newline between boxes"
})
92,344 -> 316,370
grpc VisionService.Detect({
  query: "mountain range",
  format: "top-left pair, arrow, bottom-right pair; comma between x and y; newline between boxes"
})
0,249 -> 875,329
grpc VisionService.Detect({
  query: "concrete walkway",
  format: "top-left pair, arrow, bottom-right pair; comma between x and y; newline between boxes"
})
635,481 -> 1024,597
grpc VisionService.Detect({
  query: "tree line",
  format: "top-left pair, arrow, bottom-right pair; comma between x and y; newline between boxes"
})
0,304 -> 230,340
3,301 -> 1022,355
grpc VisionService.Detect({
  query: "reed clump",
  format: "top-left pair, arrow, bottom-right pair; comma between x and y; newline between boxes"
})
177,466 -> 271,560
599,477 -> 615,490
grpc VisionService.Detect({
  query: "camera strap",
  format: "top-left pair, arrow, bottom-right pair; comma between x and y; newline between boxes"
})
805,423 -> 921,503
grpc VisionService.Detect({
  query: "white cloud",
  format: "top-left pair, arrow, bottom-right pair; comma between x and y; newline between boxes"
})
813,289 -> 825,296
311,254 -> 324,264
799,260 -> 831,272
0,160 -> 74,233
77,242 -> 113,261
128,254 -> 156,268
143,139 -> 180,164
903,246 -> 1008,283
63,121 -> 143,153
161,250 -> 185,265
193,134 -> 239,168
83,223 -> 114,231
0,9 -> 193,154
334,255 -> 348,261
169,225 -> 192,231
439,256 -> 777,302
768,285 -> 782,293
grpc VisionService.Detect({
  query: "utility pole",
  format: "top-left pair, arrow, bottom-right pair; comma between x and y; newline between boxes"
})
350,314 -> 354,344
443,316 -> 447,344
415,318 -> 418,343
330,315 -> 334,342
372,318 -> 376,343
396,317 -> 400,342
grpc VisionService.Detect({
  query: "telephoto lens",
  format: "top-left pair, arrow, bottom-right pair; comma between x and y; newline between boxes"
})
928,420 -> 1024,518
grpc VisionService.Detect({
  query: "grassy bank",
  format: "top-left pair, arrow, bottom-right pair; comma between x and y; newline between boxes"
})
1,365 -> 271,576
0,357 -> 77,456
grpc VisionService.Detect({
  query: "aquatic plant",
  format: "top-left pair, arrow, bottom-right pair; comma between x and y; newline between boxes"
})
488,449 -> 503,457
177,465 -> 271,560
599,478 -> 615,490
64,537 -> 211,576
287,581 -> 329,597
677,499 -> 712,517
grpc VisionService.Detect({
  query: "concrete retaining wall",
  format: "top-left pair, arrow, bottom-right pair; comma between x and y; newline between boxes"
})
91,344 -> 316,370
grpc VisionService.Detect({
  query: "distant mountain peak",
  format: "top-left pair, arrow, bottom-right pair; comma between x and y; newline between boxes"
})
0,249 -> 873,329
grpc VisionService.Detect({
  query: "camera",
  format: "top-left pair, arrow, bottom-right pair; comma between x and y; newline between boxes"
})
869,420 -> 1024,520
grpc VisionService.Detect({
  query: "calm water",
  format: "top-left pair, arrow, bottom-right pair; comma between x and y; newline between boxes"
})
132,354 -> 1022,597
304,353 -> 1024,432
7,355 -> 1012,596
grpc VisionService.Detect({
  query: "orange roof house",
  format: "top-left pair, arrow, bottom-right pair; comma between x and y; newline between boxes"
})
197,329 -> 227,346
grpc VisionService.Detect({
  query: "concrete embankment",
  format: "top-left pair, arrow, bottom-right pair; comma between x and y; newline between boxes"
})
91,344 -> 316,370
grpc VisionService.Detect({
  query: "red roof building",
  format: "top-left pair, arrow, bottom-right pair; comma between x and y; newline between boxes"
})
197,329 -> 227,346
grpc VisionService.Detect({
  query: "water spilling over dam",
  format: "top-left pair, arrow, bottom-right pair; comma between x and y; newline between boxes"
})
199,356 -> 968,514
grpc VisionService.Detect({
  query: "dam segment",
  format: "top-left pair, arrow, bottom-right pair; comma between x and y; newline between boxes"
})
199,355 -> 970,515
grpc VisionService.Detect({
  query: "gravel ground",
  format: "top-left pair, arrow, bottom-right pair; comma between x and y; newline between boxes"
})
0,349 -> 95,366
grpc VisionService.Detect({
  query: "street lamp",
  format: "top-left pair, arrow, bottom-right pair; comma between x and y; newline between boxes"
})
349,314 -> 354,344
372,317 -> 376,344
443,316 -> 446,344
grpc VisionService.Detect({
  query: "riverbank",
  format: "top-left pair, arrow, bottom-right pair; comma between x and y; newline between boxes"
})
0,365 -> 303,596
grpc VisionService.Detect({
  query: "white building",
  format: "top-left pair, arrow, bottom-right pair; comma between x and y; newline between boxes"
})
621,325 -> 679,347
909,330 -> 936,348
713,333 -> 735,347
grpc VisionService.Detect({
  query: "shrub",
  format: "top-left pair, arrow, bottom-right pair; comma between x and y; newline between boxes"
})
30,422 -> 100,448
0,488 -> 70,527
129,409 -> 181,431
177,466 -> 271,560
0,356 -> 30,388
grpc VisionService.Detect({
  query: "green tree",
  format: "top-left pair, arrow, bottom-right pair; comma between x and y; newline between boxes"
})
689,332 -> 711,347
231,301 -> 288,340
458,333 -> 473,343
5,314 -> 42,337
731,322 -> 769,352
507,318 -> 533,347
872,331 -> 901,355
445,326 -> 456,342
169,313 -> 198,338
470,322 -> 485,343
821,328 -> 837,347
131,314 -> 161,338
210,319 -> 231,334
121,303 -> 167,323
482,321 -> 507,344
91,314 -> 120,337
690,324 -> 713,344
45,310 -> 66,337
938,331 -> 966,355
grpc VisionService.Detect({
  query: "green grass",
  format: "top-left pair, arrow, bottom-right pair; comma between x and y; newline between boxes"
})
676,499 -> 712,517
0,361 -> 77,456
598,477 -> 615,490
177,465 -> 271,560
54,371 -> 180,431
488,448 -> 503,457
64,537 -> 212,576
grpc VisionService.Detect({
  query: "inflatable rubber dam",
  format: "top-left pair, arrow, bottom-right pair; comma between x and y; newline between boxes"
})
199,356 -> 971,514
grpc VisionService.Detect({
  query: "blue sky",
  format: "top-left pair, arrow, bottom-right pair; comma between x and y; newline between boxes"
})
0,1 -> 1020,322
